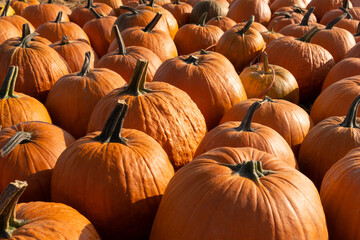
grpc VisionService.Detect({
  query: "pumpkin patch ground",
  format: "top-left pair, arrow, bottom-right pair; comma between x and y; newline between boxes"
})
1,0 -> 360,239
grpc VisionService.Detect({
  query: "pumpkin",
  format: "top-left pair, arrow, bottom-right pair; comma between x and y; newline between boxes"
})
189,0 -> 228,23
307,0 -> 351,20
0,181 -> 100,239
310,76 -> 360,124
272,5 -> 318,22
326,7 -> 360,33
120,12 -> 178,61
0,121 -> 74,202
299,95 -> 360,188
232,20 -> 268,32
135,0 -> 179,38
240,52 -> 299,103
174,12 -> 224,55
50,36 -> 98,73
10,0 -> 39,15
195,101 -> 297,167
88,59 -> 207,170
0,66 -> 51,129
0,18 -> 21,45
267,11 -> 304,32
206,15 -> 236,31
52,100 -> 174,239
36,11 -> 90,44
99,25 -> 162,83
220,96 -> 314,157
270,0 -> 310,12
311,13 -> 356,62
216,16 -> 265,72
45,52 -> 126,139
21,0 -> 70,28
70,0 -> 113,27
320,0 -> 360,24
322,58 -> 360,90
354,22 -> 360,41
227,0 -> 271,25
265,26 -> 335,104
83,8 -> 117,58
15,23 -> 51,46
150,147 -> 328,240
345,38 -> 360,57
0,32 -> 70,102
320,147 -> 360,240
260,28 -> 284,45
153,50 -> 247,129
162,0 -> 193,27
0,0 -> 35,33
94,0 -> 123,9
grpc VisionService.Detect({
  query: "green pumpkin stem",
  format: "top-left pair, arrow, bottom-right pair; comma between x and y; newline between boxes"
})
273,11 -> 293,18
93,100 -> 128,144
343,0 -> 350,9
20,23 -> 31,40
0,66 -> 19,99
47,0 -> 53,3
119,6 -> 140,14
60,35 -> 70,45
299,7 -> 315,26
1,132 -> 32,158
54,11 -> 63,23
183,55 -> 199,65
261,96 -> 275,103
0,181 -> 28,238
0,0 -> 10,17
197,12 -> 208,26
173,0 -> 181,5
124,59 -> 151,95
238,15 -> 254,35
222,160 -> 273,184
234,101 -> 261,132
297,26 -> 319,42
86,0 -> 95,9
18,31 -> 39,48
113,25 -> 127,55
326,13 -> 347,29
144,12 -> 162,33
339,95 -> 360,128
147,0 -> 155,7
262,52 -> 271,74
339,6 -> 353,19
90,7 -> 103,19
291,5 -> 306,14
79,52 -> 92,76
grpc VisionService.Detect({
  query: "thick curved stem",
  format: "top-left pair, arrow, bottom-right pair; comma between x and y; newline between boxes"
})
273,11 -> 293,19
93,100 -> 128,144
1,132 -> 32,158
0,66 -> 18,99
0,0 -> 10,17
197,12 -> 208,26
262,52 -> 271,74
18,31 -> 38,48
234,101 -> 261,132
89,7 -> 102,19
343,0 -> 350,9
54,11 -> 63,23
124,59 -> 149,95
119,6 -> 140,14
260,96 -> 275,103
60,35 -> 70,45
79,51 -> 92,76
339,6 -> 353,19
238,15 -> 254,35
21,23 -> 31,40
297,26 -> 319,42
144,12 -> 162,32
113,25 -> 126,55
326,13 -> 347,29
339,95 -> 360,128
0,181 -> 28,238
299,7 -> 314,26
148,0 -> 155,7
174,0 -> 181,5
182,55 -> 199,65
86,0 -> 94,8
291,5 -> 306,14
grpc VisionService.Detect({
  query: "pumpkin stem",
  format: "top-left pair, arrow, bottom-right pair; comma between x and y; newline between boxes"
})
297,26 -> 319,42
222,160 -> 273,184
0,0 -> 10,17
124,59 -> 151,95
355,22 -> 360,36
234,101 -> 261,132
182,55 -> 199,65
147,0 -> 155,7
291,4 -> 306,14
90,7 -> 103,19
79,52 -> 92,77
339,6 -> 353,19
339,95 -> 360,128
343,0 -> 350,9
0,66 -> 19,100
144,12 -> 162,32
20,23 -> 31,40
86,0 -> 95,8
60,35 -> 70,45
18,32 -> 39,48
173,0 -> 181,4
48,0 -> 53,3
197,12 -> 208,26
1,132 -> 32,158
113,25 -> 127,55
54,11 -> 63,23
119,6 -> 140,15
262,52 -> 271,74
93,100 -> 128,144
199,49 -> 210,55
299,7 -> 315,26
273,11 -> 293,19
325,13 -> 347,29
238,15 -> 254,35
0,181 -> 28,238
261,95 -> 275,103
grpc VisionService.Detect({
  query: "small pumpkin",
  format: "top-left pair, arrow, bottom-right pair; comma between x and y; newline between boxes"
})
227,0 -> 271,25
94,0 -> 123,9
162,0 -> 193,27
260,28 -> 284,45
189,0 -> 228,23
307,0 -> 350,20
0,18 -> 21,45
206,15 -> 236,31
267,11 -> 304,32
70,0 -> 113,27
10,0 -> 39,15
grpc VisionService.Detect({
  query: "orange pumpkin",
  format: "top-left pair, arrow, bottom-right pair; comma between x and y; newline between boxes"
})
162,0 -> 193,27
0,19 -> 21,45
307,0 -> 350,20
267,11 -> 303,32
227,0 -> 271,25
70,0 -> 113,27
10,0 -> 39,15
206,15 -> 236,32
0,0 -> 35,33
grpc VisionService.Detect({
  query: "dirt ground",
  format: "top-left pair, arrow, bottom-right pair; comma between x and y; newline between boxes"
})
44,0 -> 87,10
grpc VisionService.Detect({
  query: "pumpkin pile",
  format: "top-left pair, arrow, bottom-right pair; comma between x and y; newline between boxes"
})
1,0 -> 360,238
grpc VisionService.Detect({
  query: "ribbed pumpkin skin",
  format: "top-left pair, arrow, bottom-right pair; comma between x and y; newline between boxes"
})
0,15 -> 35,33
51,129 -> 174,240
220,98 -> 314,157
70,3 -> 113,27
0,122 -> 75,202
87,82 -> 207,170
0,39 -> 70,103
298,116 -> 360,188
321,147 -> 360,240
11,0 -> 39,15
21,4 -> 70,28
227,0 -> 271,25
206,16 -> 236,32
0,19 -> 21,45
150,147 -> 328,240
153,51 -> 247,129
11,202 -> 100,239
162,1 -> 192,27
306,0 -> 348,20
0,93 -> 52,129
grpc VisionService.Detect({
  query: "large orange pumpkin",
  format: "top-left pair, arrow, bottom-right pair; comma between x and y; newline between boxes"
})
150,147 -> 328,240
52,101 -> 174,240
70,0 -> 113,27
